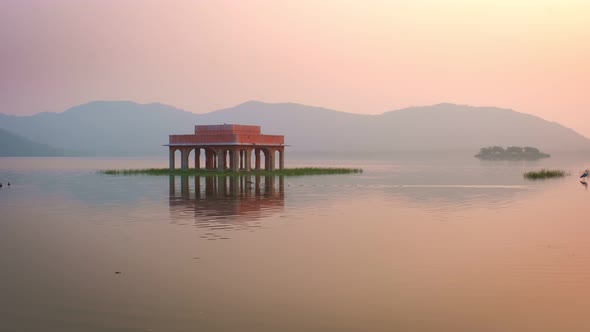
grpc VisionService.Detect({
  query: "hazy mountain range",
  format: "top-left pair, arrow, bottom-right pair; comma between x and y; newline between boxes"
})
0,127 -> 65,156
0,100 -> 588,156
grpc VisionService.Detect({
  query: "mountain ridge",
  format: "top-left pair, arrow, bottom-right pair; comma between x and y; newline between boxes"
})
0,100 -> 588,156
0,127 -> 66,156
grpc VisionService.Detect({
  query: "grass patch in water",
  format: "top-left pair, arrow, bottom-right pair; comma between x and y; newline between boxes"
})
523,169 -> 567,180
100,167 -> 363,177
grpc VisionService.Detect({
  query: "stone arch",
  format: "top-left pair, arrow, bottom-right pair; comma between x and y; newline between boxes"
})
214,148 -> 229,170
203,148 -> 217,170
253,148 -> 262,170
239,148 -> 247,170
242,148 -> 253,171
188,148 -> 197,169
189,147 -> 207,170
195,147 -> 207,170
169,147 -> 178,170
259,147 -> 274,170
174,149 -> 182,169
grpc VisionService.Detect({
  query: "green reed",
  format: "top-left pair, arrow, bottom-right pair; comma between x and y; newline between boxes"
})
100,167 -> 363,177
523,169 -> 567,180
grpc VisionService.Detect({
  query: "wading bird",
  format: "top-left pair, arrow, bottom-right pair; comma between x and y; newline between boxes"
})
581,170 -> 590,180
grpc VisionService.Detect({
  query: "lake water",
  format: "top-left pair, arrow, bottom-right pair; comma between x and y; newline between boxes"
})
2,153 -> 590,331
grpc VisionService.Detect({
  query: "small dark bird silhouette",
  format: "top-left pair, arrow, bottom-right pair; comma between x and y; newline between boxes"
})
0,183 -> 3,188
7,182 -> 10,187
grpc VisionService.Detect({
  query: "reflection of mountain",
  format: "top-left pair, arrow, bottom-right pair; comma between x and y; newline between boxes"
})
169,175 -> 284,238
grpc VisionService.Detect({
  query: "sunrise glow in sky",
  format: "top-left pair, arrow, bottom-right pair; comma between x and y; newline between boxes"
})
1,0 -> 589,135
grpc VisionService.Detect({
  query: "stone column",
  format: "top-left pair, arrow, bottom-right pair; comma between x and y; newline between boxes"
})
194,148 -> 201,170
279,148 -> 285,170
255,148 -> 261,170
181,148 -> 189,170
231,149 -> 239,172
230,150 -> 234,170
245,149 -> 252,172
169,148 -> 175,170
217,149 -> 225,171
268,149 -> 275,171
205,150 -> 211,169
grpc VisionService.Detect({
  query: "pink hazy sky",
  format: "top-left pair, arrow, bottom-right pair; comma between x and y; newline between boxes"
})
1,0 -> 589,136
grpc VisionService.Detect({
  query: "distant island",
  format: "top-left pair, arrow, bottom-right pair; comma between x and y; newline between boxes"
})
475,146 -> 550,160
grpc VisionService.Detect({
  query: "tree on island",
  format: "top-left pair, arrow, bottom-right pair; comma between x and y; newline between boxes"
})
475,146 -> 550,160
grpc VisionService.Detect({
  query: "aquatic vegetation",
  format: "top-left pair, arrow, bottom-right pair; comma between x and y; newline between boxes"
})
523,169 -> 567,180
476,146 -> 550,160
100,167 -> 363,177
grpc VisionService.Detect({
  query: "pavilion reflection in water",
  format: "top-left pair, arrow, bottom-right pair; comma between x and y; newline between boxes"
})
169,175 -> 285,238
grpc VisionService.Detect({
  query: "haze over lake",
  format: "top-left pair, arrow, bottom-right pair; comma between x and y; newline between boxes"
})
2,1 -> 590,330
2,153 -> 590,331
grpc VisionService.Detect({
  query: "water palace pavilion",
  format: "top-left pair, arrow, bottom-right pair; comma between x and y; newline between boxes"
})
167,124 -> 286,171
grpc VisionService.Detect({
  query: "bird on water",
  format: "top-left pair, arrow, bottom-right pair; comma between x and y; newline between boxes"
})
581,170 -> 589,180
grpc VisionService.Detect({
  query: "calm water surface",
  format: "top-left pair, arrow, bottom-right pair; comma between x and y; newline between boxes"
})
1,154 -> 590,331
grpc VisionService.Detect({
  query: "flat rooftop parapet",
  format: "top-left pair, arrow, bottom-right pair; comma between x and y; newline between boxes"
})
169,124 -> 284,146
195,124 -> 261,135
